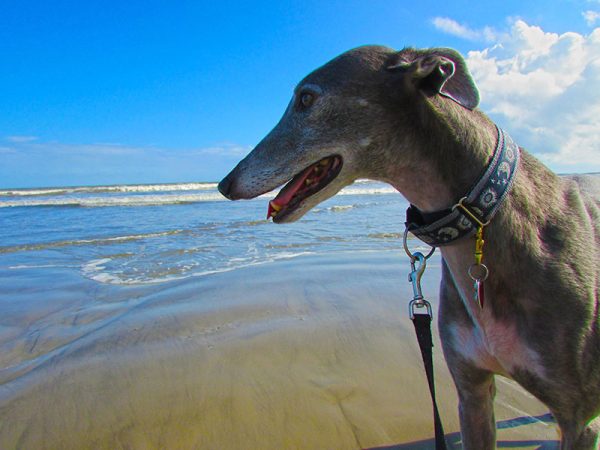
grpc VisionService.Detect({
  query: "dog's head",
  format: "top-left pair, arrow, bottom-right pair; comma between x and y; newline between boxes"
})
218,46 -> 479,222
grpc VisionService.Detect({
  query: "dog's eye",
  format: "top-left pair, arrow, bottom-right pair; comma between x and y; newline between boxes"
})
299,92 -> 315,109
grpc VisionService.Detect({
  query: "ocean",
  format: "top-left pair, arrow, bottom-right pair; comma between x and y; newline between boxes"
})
0,180 -> 416,285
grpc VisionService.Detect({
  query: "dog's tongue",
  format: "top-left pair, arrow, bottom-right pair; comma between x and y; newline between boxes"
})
267,164 -> 314,219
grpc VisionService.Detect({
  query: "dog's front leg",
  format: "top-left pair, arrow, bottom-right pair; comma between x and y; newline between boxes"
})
438,262 -> 497,449
453,366 -> 496,449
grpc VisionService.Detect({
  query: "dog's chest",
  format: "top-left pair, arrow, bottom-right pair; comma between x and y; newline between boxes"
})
450,314 -> 544,378
441,249 -> 544,376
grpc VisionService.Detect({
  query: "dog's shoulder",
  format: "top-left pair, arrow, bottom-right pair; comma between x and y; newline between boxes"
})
561,173 -> 600,227
558,173 -> 600,260
562,173 -> 600,203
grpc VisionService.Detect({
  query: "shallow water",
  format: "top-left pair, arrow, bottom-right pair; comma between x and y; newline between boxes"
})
1,180 -> 418,285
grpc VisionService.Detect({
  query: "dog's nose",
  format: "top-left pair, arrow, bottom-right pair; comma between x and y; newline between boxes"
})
218,174 -> 235,200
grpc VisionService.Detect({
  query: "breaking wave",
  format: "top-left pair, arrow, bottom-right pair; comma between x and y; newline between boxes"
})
0,180 -> 396,208
0,193 -> 225,208
0,182 -> 218,197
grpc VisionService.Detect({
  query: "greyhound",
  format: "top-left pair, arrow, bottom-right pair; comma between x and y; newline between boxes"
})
218,46 -> 600,449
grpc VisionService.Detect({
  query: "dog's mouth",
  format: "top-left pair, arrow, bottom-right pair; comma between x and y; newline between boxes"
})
267,155 -> 343,222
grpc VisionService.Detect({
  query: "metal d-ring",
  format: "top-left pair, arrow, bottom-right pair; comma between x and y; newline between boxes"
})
403,227 -> 436,260
409,298 -> 433,320
468,263 -> 489,282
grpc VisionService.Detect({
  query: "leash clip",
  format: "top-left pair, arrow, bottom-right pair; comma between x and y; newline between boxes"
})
404,228 -> 435,319
407,252 -> 433,320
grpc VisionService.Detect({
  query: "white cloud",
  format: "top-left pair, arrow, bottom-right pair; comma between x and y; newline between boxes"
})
5,135 -> 38,143
583,10 -> 600,26
466,20 -> 600,170
432,17 -> 497,42
3,139 -> 251,158
196,143 -> 252,156
74,143 -> 146,156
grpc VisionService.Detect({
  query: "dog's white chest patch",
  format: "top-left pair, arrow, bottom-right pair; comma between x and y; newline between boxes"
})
450,321 -> 545,378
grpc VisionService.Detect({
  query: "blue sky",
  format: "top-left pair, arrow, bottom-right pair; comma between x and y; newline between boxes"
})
1,0 -> 599,188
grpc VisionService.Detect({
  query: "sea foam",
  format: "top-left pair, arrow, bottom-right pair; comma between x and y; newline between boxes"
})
0,181 -> 396,208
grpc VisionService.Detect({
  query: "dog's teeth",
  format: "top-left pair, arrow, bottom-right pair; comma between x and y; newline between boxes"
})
319,159 -> 329,166
270,202 -> 281,212
305,179 -> 313,185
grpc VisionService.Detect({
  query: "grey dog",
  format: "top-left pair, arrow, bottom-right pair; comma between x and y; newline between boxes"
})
218,46 -> 600,449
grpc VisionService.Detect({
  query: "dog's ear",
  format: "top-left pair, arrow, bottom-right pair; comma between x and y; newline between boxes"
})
388,48 -> 479,110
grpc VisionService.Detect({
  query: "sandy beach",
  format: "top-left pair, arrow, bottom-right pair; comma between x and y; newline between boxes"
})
0,250 -> 558,449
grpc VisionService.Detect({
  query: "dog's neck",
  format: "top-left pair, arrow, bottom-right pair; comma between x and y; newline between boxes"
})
386,97 -> 519,321
388,98 -> 499,213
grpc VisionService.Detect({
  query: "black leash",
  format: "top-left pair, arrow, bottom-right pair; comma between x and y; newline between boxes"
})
404,231 -> 447,450
412,313 -> 447,450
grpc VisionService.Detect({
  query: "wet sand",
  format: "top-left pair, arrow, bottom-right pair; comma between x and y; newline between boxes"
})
0,251 -> 558,449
